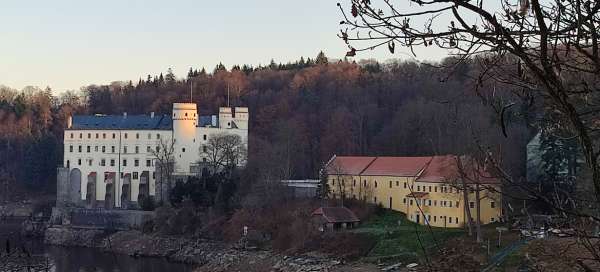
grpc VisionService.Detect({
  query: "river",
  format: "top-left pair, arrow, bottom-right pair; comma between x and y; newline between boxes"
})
1,218 -> 194,272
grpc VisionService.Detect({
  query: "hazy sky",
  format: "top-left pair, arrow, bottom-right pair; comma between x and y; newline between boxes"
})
0,0 -> 449,93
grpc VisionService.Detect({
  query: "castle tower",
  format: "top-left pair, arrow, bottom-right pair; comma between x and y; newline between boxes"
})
172,103 -> 198,173
219,107 -> 233,128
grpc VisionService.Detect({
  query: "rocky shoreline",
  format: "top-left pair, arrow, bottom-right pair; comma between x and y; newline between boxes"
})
44,226 -> 359,272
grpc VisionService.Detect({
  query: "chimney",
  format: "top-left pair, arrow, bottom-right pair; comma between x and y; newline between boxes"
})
67,115 -> 73,129
123,112 -> 127,118
150,112 -> 155,118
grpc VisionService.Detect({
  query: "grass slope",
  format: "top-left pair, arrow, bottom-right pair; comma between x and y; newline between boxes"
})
354,210 -> 464,262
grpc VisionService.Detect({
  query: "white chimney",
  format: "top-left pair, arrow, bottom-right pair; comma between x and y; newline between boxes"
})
67,115 -> 73,129
150,112 -> 155,118
123,112 -> 127,118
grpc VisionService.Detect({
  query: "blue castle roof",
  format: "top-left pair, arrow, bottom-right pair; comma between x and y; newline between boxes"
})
70,114 -> 173,130
70,114 -> 217,130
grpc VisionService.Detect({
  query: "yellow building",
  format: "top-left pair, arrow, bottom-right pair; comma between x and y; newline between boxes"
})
326,155 -> 502,228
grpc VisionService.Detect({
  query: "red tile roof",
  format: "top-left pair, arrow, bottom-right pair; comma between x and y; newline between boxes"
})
416,155 -> 499,184
326,156 -> 376,175
312,207 -> 360,223
326,154 -> 500,184
360,156 -> 432,176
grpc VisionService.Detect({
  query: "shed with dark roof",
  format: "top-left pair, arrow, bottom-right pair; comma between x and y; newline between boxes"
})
312,207 -> 360,231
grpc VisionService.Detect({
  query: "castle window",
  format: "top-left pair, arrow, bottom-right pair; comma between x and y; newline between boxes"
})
363,180 -> 366,187
86,146 -> 90,153
403,198 -> 406,204
110,159 -> 115,166
374,197 -> 377,203
429,186 -> 432,192
182,148 -> 186,152
428,199 -> 432,206
133,172 -> 138,179
147,146 -> 151,153
123,146 -> 128,153
88,159 -> 92,166
101,159 -> 106,166
203,135 -> 207,140
135,146 -> 139,153
389,181 -> 392,188
173,113 -> 176,117
185,113 -> 188,117
78,159 -> 81,165
396,181 -> 399,186
434,187 -> 438,192
70,133 -> 73,139
111,146 -> 115,153
87,133 -> 91,139
456,201 -> 459,207
152,172 -> 155,179
94,146 -> 98,152
147,133 -> 151,139
434,216 -> 437,222
374,181 -> 377,188
124,133 -> 128,139
156,134 -> 160,139
69,145 -> 73,152
449,217 -> 453,224
353,180 -> 356,187
417,185 -> 420,191
123,159 -> 127,166
79,133 -> 82,139
103,133 -> 106,139
146,160 -> 151,167
102,146 -> 105,153
449,201 -> 453,207
134,159 -> 139,167
66,160 -> 70,168
410,199 -> 413,206
112,133 -> 115,139
156,146 -> 160,153
95,133 -> 99,139
491,201 -> 495,208
202,146 -> 207,153
404,182 -> 407,188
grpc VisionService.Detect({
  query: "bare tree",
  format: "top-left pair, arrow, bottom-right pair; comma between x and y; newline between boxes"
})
328,160 -> 351,207
151,138 -> 175,205
340,0 -> 600,267
201,133 -> 247,175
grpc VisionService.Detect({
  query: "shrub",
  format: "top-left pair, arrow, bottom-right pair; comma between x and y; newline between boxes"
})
139,196 -> 155,211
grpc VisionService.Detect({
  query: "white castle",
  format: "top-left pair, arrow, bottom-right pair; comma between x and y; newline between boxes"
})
59,103 -> 248,209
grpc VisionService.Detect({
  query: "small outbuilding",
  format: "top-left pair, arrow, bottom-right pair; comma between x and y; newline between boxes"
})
312,206 -> 360,231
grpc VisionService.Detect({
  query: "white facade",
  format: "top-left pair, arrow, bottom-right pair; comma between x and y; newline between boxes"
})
62,103 -> 248,208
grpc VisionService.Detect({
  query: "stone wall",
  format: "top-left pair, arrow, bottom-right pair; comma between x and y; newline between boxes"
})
51,207 -> 154,230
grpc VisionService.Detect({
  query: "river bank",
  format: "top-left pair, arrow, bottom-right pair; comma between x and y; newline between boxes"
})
44,226 -> 372,272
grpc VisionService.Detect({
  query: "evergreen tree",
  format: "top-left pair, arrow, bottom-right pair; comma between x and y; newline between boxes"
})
165,68 -> 176,84
315,51 -> 328,65
269,59 -> 278,70
213,62 -> 227,73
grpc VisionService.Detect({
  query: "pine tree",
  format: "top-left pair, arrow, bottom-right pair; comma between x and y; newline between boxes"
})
315,51 -> 328,65
213,62 -> 227,73
165,68 -> 176,84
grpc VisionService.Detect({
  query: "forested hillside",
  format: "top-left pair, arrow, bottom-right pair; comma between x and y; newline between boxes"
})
0,53 -> 536,195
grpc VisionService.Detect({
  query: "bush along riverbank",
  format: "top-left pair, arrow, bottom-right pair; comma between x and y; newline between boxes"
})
44,226 -> 347,272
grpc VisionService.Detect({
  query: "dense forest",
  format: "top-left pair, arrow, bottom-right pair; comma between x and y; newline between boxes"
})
0,52 -> 536,196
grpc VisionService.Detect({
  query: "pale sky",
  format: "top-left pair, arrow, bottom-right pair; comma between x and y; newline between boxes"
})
0,0 -> 450,93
